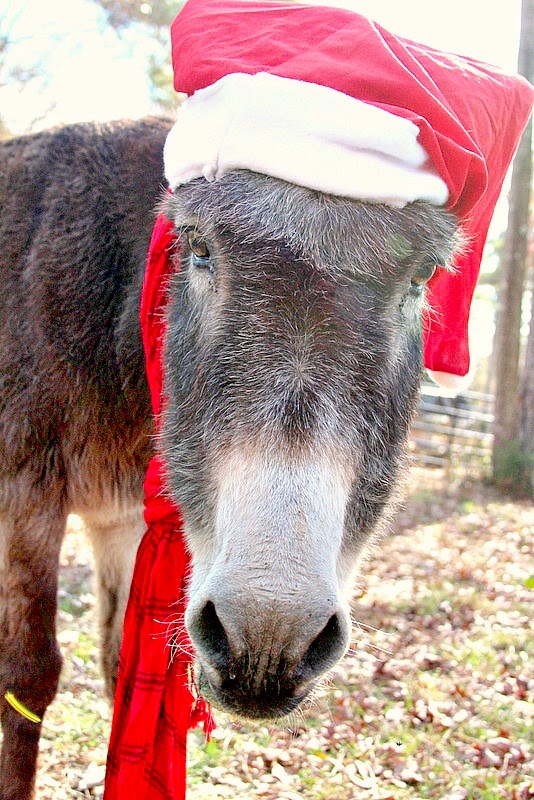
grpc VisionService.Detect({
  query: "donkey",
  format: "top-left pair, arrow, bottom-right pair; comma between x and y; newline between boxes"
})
0,117 -> 459,799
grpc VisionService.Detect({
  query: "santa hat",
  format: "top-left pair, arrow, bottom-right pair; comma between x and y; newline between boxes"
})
164,0 -> 533,384
104,4 -> 533,800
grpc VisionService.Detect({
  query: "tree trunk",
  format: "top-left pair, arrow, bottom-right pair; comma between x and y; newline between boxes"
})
518,261 -> 534,496
491,0 -> 533,496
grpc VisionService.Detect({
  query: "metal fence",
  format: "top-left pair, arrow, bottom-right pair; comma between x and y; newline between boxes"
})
410,383 -> 494,469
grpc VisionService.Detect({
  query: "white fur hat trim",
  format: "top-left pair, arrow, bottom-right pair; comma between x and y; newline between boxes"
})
163,72 -> 449,208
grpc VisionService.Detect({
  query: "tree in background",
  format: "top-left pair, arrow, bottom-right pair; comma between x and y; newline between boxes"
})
91,0 -> 183,110
0,32 -> 10,138
491,0 -> 533,497
92,0 -> 178,29
0,14 -> 47,137
518,240 -> 534,495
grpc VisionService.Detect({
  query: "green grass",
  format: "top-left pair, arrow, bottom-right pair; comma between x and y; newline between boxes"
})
30,476 -> 534,799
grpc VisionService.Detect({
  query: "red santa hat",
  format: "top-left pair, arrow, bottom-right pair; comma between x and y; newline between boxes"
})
104,5 -> 533,800
165,0 -> 533,384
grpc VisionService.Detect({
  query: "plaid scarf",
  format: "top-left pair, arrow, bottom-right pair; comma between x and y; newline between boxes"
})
104,214 -> 214,800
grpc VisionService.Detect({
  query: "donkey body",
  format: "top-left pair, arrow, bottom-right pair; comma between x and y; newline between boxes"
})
0,118 -> 169,800
0,117 -> 459,799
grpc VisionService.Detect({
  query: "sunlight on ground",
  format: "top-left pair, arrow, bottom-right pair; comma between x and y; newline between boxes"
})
27,469 -> 533,799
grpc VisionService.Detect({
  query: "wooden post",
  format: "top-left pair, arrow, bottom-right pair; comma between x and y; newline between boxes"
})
491,0 -> 533,494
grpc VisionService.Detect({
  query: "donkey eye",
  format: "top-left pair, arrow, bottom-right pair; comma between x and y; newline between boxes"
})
411,261 -> 437,288
187,230 -> 211,263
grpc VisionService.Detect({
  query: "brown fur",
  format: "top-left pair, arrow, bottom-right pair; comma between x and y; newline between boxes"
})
0,118 -> 171,800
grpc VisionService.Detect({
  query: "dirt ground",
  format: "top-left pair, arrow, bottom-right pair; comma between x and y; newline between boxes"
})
25,466 -> 534,799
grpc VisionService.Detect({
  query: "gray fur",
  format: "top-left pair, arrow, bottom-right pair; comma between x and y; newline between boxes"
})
161,172 -> 460,718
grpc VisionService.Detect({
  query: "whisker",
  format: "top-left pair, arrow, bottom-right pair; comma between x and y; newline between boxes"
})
153,613 -> 186,626
347,640 -> 393,656
349,616 -> 396,656
150,613 -> 196,661
350,617 -> 396,635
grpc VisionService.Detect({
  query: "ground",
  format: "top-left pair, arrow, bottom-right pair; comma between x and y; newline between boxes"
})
31,467 -> 533,799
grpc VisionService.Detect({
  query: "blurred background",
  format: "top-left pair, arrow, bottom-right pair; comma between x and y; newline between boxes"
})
0,0 -> 523,136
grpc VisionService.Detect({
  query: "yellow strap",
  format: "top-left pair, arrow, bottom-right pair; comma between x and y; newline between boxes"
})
4,692 -> 41,723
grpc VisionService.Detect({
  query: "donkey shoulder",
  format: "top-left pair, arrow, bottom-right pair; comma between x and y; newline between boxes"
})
0,117 -> 172,479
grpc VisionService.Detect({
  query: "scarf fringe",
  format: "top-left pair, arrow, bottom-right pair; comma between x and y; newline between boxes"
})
104,516 -> 213,800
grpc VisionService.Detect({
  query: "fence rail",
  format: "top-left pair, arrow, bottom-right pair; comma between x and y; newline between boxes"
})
410,384 -> 494,469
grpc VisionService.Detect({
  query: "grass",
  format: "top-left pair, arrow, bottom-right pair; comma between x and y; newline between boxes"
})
20,467 -> 534,799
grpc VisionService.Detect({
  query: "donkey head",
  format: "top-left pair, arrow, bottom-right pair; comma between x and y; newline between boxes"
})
160,170 -> 459,719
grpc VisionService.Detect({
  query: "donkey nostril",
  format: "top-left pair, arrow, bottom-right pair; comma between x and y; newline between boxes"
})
299,613 -> 347,678
191,600 -> 232,669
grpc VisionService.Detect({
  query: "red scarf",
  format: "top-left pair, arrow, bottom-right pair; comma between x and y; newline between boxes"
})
104,215 -> 213,800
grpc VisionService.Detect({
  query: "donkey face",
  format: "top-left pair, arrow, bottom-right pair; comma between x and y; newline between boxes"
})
161,171 -> 458,719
